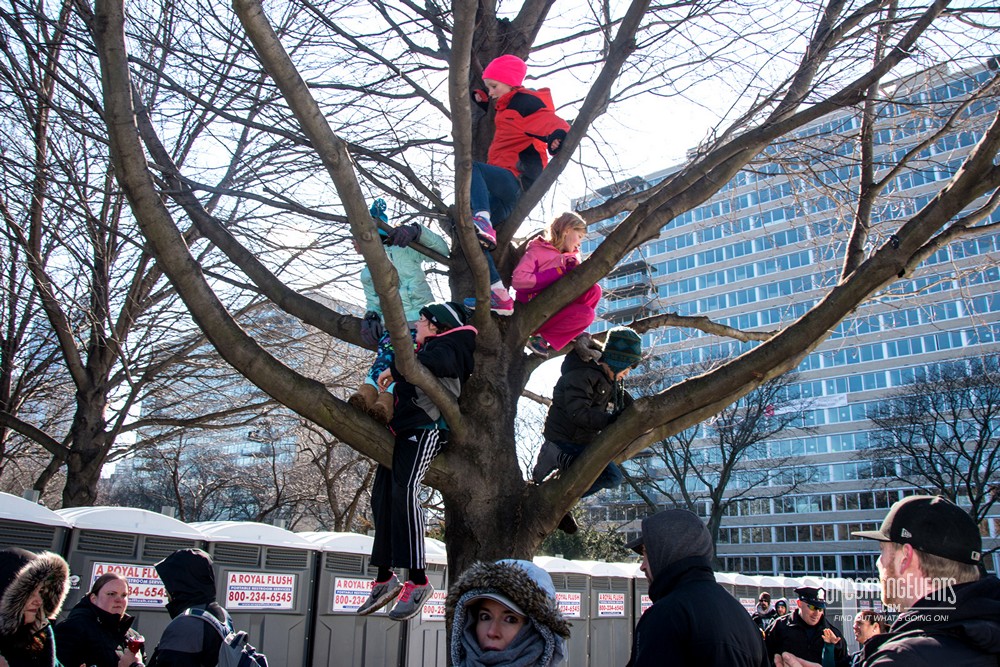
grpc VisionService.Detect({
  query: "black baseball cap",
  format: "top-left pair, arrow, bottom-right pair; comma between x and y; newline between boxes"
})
852,495 -> 982,565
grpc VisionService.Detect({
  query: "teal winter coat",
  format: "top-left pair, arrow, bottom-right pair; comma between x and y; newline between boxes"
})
362,224 -> 449,323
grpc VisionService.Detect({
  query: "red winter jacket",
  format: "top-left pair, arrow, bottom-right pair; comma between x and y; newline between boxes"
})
488,87 -> 570,187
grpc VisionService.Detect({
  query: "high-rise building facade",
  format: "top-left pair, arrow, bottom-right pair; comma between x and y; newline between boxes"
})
576,61 -> 1000,577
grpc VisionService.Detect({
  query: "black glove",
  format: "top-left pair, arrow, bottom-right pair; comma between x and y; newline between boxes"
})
385,223 -> 421,248
547,129 -> 568,154
360,311 -> 384,347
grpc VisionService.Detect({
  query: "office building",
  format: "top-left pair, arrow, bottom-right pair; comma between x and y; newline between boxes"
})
576,61 -> 1000,576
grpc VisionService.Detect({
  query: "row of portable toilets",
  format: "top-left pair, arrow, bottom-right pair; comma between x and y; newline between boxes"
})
1,492 -> 880,666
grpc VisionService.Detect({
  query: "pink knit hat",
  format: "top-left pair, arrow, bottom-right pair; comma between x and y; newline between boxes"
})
482,55 -> 527,88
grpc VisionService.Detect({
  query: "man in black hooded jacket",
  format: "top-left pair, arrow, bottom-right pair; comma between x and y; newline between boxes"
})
147,548 -> 224,667
624,509 -> 768,667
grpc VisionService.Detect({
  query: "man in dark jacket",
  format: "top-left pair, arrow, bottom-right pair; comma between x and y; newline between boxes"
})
531,328 -> 640,531
359,302 -> 477,622
765,586 -> 849,667
752,592 -> 777,631
624,509 -> 768,667
147,548 -> 225,667
851,495 -> 1000,665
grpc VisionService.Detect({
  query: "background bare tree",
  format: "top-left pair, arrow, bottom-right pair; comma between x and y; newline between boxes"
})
295,421 -> 377,532
0,0 -> 991,575
628,365 -> 816,549
868,356 -> 1000,523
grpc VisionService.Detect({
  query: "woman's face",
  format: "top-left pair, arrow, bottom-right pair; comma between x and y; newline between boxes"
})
475,598 -> 527,652
92,578 -> 130,616
22,587 -> 43,625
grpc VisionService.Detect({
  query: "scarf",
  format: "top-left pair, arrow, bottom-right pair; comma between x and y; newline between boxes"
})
453,611 -> 564,667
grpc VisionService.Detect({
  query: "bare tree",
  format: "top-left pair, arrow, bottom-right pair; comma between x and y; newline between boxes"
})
868,356 -> 1000,523
0,0 -> 357,506
629,367 -> 815,549
11,0 -> 993,574
288,420 -> 377,532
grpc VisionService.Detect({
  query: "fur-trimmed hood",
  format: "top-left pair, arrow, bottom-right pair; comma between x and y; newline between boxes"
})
447,560 -> 570,667
446,560 -> 570,638
0,549 -> 69,637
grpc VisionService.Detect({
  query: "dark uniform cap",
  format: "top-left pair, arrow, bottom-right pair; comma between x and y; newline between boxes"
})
795,586 -> 826,609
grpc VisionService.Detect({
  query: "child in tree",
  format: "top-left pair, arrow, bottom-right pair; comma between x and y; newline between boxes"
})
348,198 -> 451,423
511,211 -> 601,358
465,54 -> 570,316
357,302 -> 477,621
532,326 -> 642,533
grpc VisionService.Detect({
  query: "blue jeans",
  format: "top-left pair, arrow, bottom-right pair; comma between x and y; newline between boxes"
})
552,440 -> 624,498
471,162 -> 521,285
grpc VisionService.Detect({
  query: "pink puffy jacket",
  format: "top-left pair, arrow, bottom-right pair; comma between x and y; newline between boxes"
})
511,237 -> 579,303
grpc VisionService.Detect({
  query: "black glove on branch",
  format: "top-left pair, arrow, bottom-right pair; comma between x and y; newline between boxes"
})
386,223 -> 421,248
360,311 -> 384,347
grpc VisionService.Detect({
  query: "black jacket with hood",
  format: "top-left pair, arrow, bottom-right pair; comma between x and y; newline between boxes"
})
0,548 -> 69,667
55,594 -> 141,667
388,325 -> 477,433
147,549 -> 226,667
857,576 -> 1000,666
543,350 -> 632,446
625,511 -> 768,667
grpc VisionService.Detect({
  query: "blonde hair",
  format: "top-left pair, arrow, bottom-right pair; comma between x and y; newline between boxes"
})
546,212 -> 587,251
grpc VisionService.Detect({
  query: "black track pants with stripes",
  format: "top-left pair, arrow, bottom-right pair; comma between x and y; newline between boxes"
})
370,427 -> 445,570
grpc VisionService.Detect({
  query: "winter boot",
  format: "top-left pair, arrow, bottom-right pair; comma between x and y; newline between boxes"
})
348,383 -> 378,412
370,391 -> 395,424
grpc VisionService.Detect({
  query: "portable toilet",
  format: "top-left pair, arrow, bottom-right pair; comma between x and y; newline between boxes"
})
190,521 -> 317,667
302,532 -> 449,667
303,532 -> 401,667
0,492 -> 71,554
582,560 -> 635,666
534,556 -> 590,667
634,566 -> 651,624
734,573 -> 762,614
405,537 -> 449,667
55,506 -> 205,642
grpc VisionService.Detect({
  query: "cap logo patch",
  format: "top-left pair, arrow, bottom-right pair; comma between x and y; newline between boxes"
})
900,528 -> 912,538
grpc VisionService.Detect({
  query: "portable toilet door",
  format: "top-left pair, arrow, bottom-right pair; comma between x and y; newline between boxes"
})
301,532 -> 405,667
584,561 -> 636,667
634,570 -> 651,625
0,492 -> 71,555
534,556 -> 591,667
190,521 -> 318,667
404,537 -> 449,667
55,506 -> 205,643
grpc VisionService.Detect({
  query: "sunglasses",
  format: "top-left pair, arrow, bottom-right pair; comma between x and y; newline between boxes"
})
803,602 -> 825,612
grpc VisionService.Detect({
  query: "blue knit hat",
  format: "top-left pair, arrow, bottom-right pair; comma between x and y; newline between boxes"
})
420,302 -> 471,330
369,198 -> 388,223
600,326 -> 642,372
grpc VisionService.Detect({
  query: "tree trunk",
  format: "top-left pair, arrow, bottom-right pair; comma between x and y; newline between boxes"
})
62,390 -> 109,507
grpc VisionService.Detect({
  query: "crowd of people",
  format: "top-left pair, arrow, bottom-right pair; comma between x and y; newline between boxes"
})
4,496 -> 1000,666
